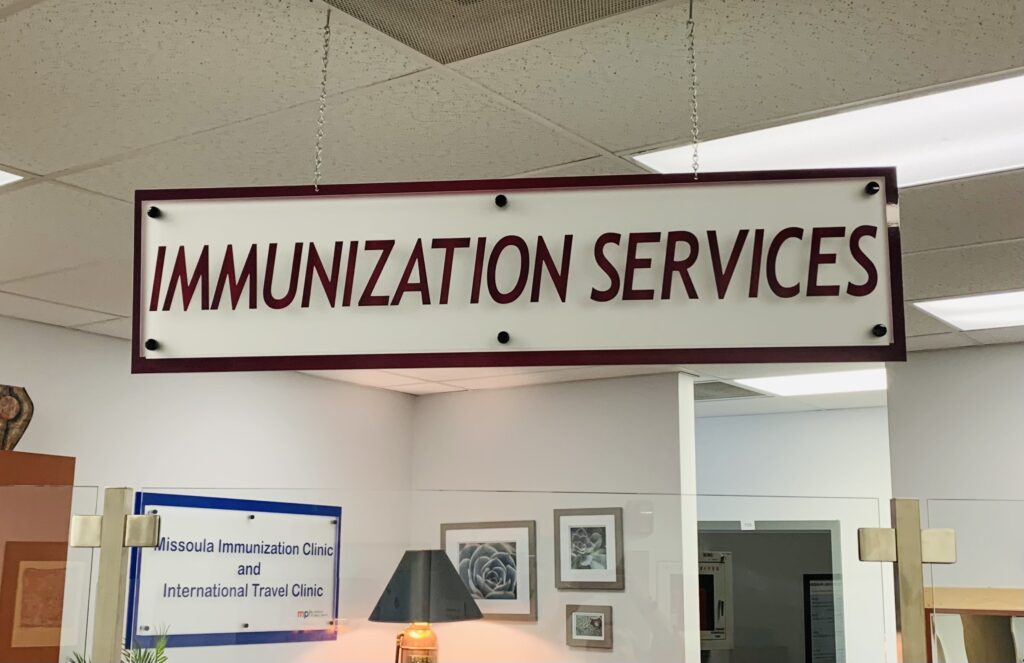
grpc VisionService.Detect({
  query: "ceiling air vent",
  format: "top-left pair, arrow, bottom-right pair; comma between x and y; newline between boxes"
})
321,0 -> 664,64
694,381 -> 766,402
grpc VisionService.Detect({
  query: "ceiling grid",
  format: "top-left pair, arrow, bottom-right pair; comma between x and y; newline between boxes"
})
0,0 -> 1019,399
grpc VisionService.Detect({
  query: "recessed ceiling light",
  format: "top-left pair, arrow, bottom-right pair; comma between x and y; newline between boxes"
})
914,290 -> 1024,331
734,369 -> 887,397
0,168 -> 22,188
634,74 -> 1024,187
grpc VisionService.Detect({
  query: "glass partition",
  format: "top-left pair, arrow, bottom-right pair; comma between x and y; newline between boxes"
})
116,487 -> 890,663
0,484 -> 98,663
925,499 -> 1024,663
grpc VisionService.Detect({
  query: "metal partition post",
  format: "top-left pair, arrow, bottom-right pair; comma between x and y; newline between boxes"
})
92,488 -> 133,663
858,498 -> 957,663
69,487 -> 161,663
892,499 -> 927,663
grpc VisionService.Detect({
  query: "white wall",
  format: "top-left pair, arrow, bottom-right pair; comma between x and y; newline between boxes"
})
695,408 -> 895,663
410,373 -> 688,663
0,315 -> 416,663
696,408 -> 893,499
888,343 -> 1024,596
412,379 -> 895,663
411,373 -> 682,494
888,343 -> 1024,501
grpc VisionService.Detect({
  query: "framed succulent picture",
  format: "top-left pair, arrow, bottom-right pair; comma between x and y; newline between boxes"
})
554,507 -> 625,590
441,520 -> 537,621
566,604 -> 613,649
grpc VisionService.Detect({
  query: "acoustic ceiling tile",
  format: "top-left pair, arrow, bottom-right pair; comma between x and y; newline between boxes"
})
453,1 -> 1024,152
512,155 -> 646,178
444,365 -> 681,389
903,241 -> 1024,301
694,362 -> 883,381
391,382 -> 465,395
695,396 -> 822,418
0,183 -> 130,282
75,316 -> 133,340
1,259 -> 133,317
0,292 -> 114,327
900,170 -> 1024,253
386,367 -> 565,382
906,333 -> 977,352
905,303 -> 956,337
0,0 -> 424,173
301,370 -> 423,388
964,326 -> 1024,345
63,70 -> 597,201
793,390 -> 889,410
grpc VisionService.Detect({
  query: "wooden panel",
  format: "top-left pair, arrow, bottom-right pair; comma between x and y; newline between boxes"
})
0,451 -> 74,487
962,615 -> 1014,663
926,587 -> 1024,613
0,451 -> 75,663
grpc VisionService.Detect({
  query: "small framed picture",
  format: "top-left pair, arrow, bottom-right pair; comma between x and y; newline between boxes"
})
441,520 -> 537,621
566,604 -> 613,649
554,507 -> 624,590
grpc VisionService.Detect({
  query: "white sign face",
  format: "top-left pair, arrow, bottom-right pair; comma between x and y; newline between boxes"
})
126,494 -> 341,648
133,171 -> 903,372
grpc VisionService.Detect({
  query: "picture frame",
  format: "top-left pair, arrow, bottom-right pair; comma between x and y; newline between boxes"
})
565,604 -> 613,649
554,507 -> 625,590
440,520 -> 537,621
0,541 -> 68,663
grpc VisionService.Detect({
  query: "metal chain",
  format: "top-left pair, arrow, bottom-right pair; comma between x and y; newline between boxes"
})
314,9 -> 332,192
686,0 -> 700,180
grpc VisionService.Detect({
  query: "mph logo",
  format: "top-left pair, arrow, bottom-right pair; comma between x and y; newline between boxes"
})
298,609 -> 328,619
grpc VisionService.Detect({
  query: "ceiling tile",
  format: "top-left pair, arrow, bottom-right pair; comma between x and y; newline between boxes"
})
391,382 -> 465,395
903,241 -> 1024,301
75,316 -> 132,340
901,170 -> 1024,253
387,367 -> 564,382
444,365 -> 682,389
453,1 -> 1024,152
301,370 -> 420,388
905,303 -> 955,337
695,396 -> 819,418
792,391 -> 888,411
692,362 -> 883,381
0,292 -> 114,327
512,156 -> 646,178
0,0 -> 424,173
0,182 -> 130,282
2,259 -> 132,316
964,326 -> 1024,345
63,70 -> 597,201
907,333 -> 977,352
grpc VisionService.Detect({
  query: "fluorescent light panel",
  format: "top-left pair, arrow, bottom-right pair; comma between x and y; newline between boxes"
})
0,168 -> 21,187
735,369 -> 887,397
915,290 -> 1024,331
634,74 -> 1024,187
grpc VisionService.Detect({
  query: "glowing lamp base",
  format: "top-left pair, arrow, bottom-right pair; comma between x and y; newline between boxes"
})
396,623 -> 438,663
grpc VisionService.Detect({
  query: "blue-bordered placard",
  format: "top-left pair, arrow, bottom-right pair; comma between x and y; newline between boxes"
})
125,492 -> 342,649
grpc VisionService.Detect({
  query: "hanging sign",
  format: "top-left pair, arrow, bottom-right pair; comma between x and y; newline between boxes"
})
132,170 -> 904,373
125,493 -> 341,648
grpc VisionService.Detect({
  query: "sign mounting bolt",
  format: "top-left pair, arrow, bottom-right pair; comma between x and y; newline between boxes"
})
147,206 -> 163,219
497,331 -> 511,344
864,182 -> 881,195
144,339 -> 160,351
494,194 -> 508,208
872,324 -> 888,337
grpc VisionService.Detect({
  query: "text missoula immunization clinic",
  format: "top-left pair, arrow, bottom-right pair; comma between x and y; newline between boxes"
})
156,536 -> 335,599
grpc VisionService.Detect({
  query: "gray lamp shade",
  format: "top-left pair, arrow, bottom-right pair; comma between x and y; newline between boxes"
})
369,550 -> 483,623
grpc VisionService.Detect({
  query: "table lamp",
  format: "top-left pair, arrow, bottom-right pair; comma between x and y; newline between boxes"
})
370,549 -> 482,663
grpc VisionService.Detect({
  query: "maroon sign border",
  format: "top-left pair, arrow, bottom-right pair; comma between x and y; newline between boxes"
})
132,168 -> 905,374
